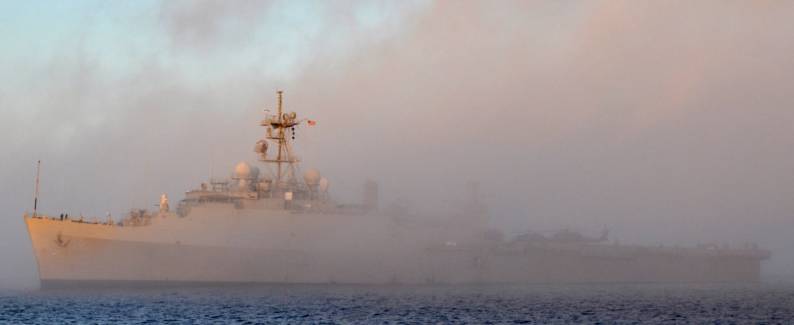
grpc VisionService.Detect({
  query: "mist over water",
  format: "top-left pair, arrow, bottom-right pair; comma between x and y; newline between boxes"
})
2,0 -> 794,291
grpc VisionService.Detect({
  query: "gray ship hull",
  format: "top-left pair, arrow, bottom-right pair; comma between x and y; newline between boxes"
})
26,215 -> 766,285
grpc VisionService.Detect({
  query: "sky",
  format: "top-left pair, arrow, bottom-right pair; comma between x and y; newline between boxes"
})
1,0 -> 794,289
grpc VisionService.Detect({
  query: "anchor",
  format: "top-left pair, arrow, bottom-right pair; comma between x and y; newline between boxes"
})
55,232 -> 71,248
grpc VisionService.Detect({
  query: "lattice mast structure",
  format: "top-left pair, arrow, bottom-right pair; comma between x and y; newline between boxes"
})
255,91 -> 305,191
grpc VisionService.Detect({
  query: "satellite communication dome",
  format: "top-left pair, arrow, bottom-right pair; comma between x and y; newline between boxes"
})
234,162 -> 258,180
303,169 -> 321,186
319,177 -> 330,192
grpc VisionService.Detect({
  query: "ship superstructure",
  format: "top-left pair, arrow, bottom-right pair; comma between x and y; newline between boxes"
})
24,91 -> 770,286
177,90 -> 352,218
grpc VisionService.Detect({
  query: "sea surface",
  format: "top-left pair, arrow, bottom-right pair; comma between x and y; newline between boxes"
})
1,283 -> 793,324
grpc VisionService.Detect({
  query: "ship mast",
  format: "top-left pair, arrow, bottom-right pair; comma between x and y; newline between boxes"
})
257,90 -> 302,187
33,160 -> 41,217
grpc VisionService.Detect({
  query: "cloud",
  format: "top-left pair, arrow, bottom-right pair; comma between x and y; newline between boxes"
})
283,0 -> 794,273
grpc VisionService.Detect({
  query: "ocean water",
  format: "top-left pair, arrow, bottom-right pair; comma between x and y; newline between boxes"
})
1,283 -> 793,324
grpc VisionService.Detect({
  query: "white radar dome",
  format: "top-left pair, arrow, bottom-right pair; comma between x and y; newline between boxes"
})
303,169 -> 321,186
319,177 -> 330,192
234,162 -> 259,180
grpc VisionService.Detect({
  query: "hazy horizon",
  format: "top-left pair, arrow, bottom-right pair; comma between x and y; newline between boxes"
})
2,0 -> 794,289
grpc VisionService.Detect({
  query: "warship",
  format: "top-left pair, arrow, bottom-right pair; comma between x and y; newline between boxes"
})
25,91 -> 770,286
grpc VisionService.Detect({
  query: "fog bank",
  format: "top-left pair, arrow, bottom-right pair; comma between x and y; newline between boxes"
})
2,1 -> 794,288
